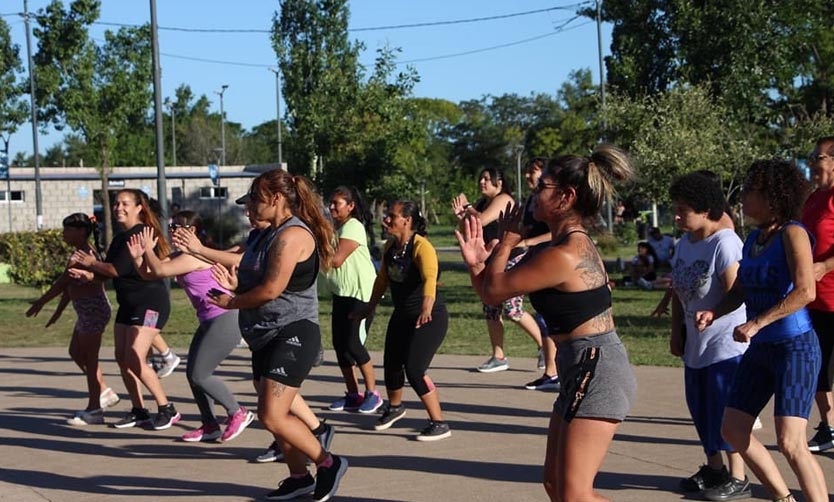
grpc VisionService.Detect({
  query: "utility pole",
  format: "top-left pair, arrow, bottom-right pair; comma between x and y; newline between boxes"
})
595,0 -> 614,232
0,136 -> 11,232
149,0 -> 168,225
23,0 -> 42,230
268,67 -> 283,167
216,85 -> 229,165
165,98 -> 177,167
515,145 -> 524,201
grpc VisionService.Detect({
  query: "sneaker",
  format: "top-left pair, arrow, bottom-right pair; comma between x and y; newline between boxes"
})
374,404 -> 406,431
113,407 -> 152,429
67,408 -> 104,426
266,473 -> 315,500
313,454 -> 348,502
536,348 -> 546,370
181,422 -> 221,442
152,403 -> 182,430
524,374 -> 560,391
312,347 -> 325,367
221,406 -> 254,442
358,390 -> 383,414
316,420 -> 335,452
702,476 -> 752,501
679,464 -> 729,492
416,421 -> 451,442
328,392 -> 364,411
256,440 -> 282,463
808,421 -> 834,452
99,388 -> 121,409
156,354 -> 181,378
476,356 -> 509,373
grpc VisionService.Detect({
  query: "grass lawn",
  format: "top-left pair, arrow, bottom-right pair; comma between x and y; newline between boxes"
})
0,250 -> 680,368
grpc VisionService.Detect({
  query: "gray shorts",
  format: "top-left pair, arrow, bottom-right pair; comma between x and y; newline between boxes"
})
554,331 -> 636,422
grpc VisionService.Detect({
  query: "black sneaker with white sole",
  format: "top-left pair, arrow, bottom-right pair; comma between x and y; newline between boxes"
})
313,455 -> 348,502
416,420 -> 451,441
702,476 -> 752,501
152,403 -> 182,430
808,421 -> 834,453
256,440 -> 282,463
374,404 -> 406,431
113,407 -> 152,429
266,473 -> 315,500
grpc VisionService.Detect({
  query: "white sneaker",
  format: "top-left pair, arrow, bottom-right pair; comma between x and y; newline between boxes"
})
99,387 -> 121,409
753,416 -> 763,430
156,354 -> 181,378
67,409 -> 104,426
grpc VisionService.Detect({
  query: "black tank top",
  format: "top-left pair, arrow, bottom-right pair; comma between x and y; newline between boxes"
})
527,230 -> 611,334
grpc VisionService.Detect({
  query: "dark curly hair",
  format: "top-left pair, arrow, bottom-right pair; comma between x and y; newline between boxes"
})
743,159 -> 810,223
669,172 -> 727,221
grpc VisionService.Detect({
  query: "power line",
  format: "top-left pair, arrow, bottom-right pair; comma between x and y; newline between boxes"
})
91,2 -> 591,34
397,16 -> 588,65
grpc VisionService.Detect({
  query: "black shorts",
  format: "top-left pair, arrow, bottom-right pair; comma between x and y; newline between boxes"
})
114,299 -> 170,329
809,309 -> 834,392
251,320 -> 321,388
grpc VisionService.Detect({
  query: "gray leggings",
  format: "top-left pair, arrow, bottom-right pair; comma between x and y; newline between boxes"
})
186,310 -> 242,424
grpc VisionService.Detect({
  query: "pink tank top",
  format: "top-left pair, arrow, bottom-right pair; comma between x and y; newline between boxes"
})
176,268 -> 230,322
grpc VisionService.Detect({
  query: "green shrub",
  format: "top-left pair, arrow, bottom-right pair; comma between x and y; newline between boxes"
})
614,222 -> 638,245
594,231 -> 620,255
1,230 -> 71,288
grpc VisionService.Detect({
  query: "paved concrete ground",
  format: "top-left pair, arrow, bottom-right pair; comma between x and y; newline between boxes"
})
0,347 -> 831,501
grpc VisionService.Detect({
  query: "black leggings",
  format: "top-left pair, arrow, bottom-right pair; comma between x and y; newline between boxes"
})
332,295 -> 373,368
384,306 -> 447,396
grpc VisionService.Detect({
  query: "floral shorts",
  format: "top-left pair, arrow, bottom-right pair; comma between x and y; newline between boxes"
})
483,252 -> 526,321
72,293 -> 112,334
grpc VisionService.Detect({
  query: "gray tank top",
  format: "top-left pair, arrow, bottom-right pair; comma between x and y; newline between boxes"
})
237,216 -> 319,350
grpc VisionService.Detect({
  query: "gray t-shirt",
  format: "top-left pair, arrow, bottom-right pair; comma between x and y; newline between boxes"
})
672,228 -> 748,369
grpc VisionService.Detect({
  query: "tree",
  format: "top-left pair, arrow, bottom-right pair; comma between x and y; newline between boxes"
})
0,17 -> 29,157
34,0 -> 153,245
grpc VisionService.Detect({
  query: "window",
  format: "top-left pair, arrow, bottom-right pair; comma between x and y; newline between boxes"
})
0,191 -> 25,203
199,186 -> 227,199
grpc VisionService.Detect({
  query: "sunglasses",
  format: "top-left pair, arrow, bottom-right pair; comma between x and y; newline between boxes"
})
170,223 -> 193,230
534,180 -> 560,194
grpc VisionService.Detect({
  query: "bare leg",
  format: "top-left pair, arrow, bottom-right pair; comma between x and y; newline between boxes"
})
70,329 -> 106,411
511,311 -> 543,349
773,416 -> 828,501
722,408 -> 791,498
419,389 -> 443,422
339,366 -> 360,395
387,387 -> 404,407
124,326 -> 170,406
725,451 -> 746,481
114,324 -> 144,409
814,390 -> 834,426
357,360 -> 377,393
543,335 -> 558,377
487,318 -> 505,359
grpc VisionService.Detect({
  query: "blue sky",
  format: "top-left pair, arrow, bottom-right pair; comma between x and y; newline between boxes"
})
5,0 -> 610,160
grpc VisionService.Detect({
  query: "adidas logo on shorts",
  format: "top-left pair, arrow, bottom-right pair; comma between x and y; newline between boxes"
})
285,336 -> 302,347
269,367 -> 288,377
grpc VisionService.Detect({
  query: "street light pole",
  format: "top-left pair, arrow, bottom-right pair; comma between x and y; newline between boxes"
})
595,0 -> 614,232
268,67 -> 283,167
215,85 -> 229,165
23,0 -> 42,230
515,145 -> 524,202
165,98 -> 177,167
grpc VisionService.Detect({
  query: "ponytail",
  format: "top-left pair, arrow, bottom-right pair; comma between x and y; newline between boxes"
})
291,176 -> 336,272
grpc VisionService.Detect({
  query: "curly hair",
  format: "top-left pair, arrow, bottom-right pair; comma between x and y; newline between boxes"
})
744,159 -> 810,223
669,172 -> 727,221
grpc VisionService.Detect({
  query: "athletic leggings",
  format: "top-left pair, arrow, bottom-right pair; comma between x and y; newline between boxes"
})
332,295 -> 373,368
186,310 -> 242,424
384,305 -> 447,396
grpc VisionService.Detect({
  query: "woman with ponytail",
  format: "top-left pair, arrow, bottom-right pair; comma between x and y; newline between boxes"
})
352,200 -> 451,441
68,189 -> 180,431
457,144 -> 638,501
26,213 -> 118,425
207,170 -> 347,501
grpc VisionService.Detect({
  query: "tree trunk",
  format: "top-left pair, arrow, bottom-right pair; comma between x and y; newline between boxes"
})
100,144 -> 113,250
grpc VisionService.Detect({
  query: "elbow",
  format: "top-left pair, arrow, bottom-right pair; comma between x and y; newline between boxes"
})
800,286 -> 816,306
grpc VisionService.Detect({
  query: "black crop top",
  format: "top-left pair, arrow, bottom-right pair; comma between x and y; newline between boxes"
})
526,229 -> 611,334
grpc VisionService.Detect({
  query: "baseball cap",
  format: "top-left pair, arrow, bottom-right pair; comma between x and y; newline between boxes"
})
234,193 -> 250,205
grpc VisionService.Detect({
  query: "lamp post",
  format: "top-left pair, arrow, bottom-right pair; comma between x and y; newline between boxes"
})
164,97 -> 177,167
215,84 -> 229,165
23,0 -> 42,230
515,145 -> 524,202
595,0 -> 614,231
268,67 -> 283,167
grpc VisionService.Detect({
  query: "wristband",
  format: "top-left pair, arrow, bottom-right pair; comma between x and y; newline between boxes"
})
463,203 -> 472,210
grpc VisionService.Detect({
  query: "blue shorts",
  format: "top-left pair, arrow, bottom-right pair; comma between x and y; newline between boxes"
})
685,356 -> 742,456
727,330 -> 820,419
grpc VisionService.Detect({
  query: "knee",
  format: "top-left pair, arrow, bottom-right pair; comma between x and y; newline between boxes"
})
776,434 -> 807,462
721,422 -> 750,450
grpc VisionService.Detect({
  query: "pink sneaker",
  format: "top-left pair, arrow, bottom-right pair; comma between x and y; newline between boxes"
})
221,406 -> 255,442
181,422 -> 221,442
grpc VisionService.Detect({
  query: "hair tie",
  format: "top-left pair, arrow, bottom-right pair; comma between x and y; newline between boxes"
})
89,214 -> 97,223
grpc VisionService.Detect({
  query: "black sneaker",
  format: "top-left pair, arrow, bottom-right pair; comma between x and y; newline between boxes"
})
152,403 -> 182,430
416,420 -> 451,442
315,420 -> 335,451
113,407 -> 152,429
313,454 -> 348,502
255,440 -> 282,463
524,374 -> 561,391
373,404 -> 406,431
808,421 -> 834,453
702,476 -> 752,501
266,473 -> 315,500
679,464 -> 728,492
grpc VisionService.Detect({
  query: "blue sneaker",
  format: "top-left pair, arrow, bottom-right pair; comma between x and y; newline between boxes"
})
358,390 -> 383,414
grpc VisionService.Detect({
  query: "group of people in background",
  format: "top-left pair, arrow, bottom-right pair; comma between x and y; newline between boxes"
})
23,135 -> 834,501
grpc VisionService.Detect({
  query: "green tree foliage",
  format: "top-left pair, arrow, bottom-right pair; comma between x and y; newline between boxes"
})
0,17 -> 29,147
33,0 -> 152,245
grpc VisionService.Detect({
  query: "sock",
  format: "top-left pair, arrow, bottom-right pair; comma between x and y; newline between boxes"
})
290,471 -> 310,479
160,349 -> 172,360
311,421 -> 326,436
316,453 -> 333,469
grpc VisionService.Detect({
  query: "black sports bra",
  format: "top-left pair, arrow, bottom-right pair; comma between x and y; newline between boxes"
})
527,230 -> 611,334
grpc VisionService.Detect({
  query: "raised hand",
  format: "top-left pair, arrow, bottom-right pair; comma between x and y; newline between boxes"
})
211,262 -> 238,291
141,226 -> 158,253
451,194 -> 471,220
67,268 -> 94,282
496,200 -> 523,248
127,233 -> 145,260
173,227 -> 202,254
69,249 -> 96,268
454,215 -> 496,268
